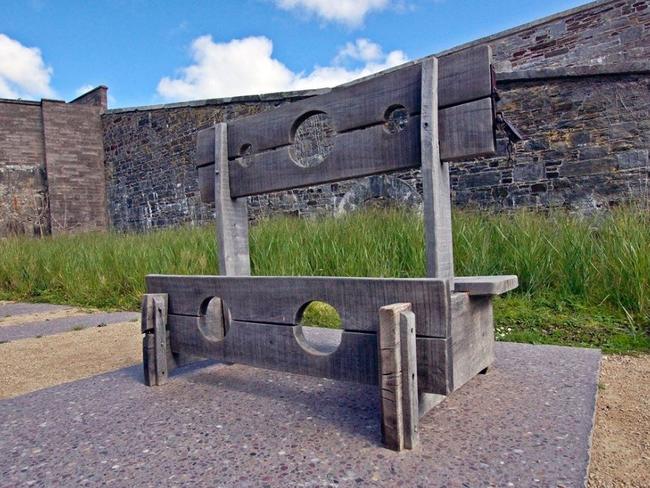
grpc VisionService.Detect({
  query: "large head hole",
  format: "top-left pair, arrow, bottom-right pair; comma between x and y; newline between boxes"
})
384,104 -> 409,134
294,301 -> 342,355
198,296 -> 230,342
289,111 -> 335,168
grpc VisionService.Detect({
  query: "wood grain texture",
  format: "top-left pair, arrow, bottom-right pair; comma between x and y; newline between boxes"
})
141,293 -> 170,386
196,127 -> 216,167
438,45 -> 492,109
213,123 -> 251,276
417,392 -> 446,418
153,294 -> 169,386
399,309 -> 419,449
454,275 -> 519,295
147,275 -> 450,338
449,293 -> 494,392
420,57 -> 455,281
227,64 -> 422,158
439,97 -> 496,162
378,303 -> 408,451
198,164 -> 215,203
166,312 -> 449,394
228,117 -> 421,198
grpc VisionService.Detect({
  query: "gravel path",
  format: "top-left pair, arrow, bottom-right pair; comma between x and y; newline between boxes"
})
0,342 -> 600,487
0,302 -> 71,318
0,311 -> 138,342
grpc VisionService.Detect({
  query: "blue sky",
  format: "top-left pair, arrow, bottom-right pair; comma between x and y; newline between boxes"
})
1,0 -> 588,108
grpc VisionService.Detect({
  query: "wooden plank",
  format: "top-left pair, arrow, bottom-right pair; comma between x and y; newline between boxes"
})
213,123 -> 251,276
147,275 -> 450,338
198,164 -> 215,203
196,127 -> 215,166
142,332 -> 156,387
454,275 -> 519,295
438,45 -> 492,109
439,97 -> 496,161
421,57 -> 455,282
227,64 -> 422,158
166,313 -> 449,394
152,294 -> 168,386
228,117 -> 421,198
378,303 -> 407,450
399,308 -> 419,450
449,293 -> 495,392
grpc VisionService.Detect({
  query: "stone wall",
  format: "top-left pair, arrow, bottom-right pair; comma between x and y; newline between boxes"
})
0,86 -> 108,236
0,100 -> 49,235
101,0 -> 650,232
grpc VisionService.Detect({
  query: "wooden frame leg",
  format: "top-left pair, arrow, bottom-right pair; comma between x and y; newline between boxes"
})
141,293 -> 170,386
378,303 -> 419,451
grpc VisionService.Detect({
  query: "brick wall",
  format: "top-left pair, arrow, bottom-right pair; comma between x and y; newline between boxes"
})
42,100 -> 107,233
0,86 -> 108,236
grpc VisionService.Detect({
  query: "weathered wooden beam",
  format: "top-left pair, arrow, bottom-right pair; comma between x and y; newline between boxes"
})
228,117 -> 421,198
146,274 -> 450,338
141,293 -> 169,386
213,123 -> 251,276
453,275 -> 519,295
378,303 -> 419,451
439,97 -> 496,162
421,57 -> 454,281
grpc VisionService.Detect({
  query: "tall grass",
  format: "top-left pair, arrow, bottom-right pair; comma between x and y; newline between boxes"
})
0,207 -> 648,350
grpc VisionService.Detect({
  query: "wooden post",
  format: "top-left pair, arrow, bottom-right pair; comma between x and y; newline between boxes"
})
378,302 -> 419,451
421,57 -> 454,280
141,293 -> 169,386
214,123 -> 251,276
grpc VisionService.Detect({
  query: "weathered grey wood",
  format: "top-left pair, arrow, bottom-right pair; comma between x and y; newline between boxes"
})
196,127 -> 216,166
449,293 -> 495,391
439,97 -> 495,161
438,45 -> 492,109
378,303 -> 407,450
152,294 -> 168,385
399,309 -> 419,450
213,123 -> 251,276
198,164 -> 214,203
454,275 -> 519,295
417,392 -> 446,418
147,275 -> 450,338
166,312 -> 449,394
142,293 -> 170,386
421,57 -> 455,281
228,117 -> 421,198
227,64 -> 422,157
142,332 -> 156,387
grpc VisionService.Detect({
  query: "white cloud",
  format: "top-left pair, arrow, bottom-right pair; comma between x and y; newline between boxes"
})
0,33 -> 55,99
75,84 -> 95,97
274,0 -> 389,26
157,36 -> 407,101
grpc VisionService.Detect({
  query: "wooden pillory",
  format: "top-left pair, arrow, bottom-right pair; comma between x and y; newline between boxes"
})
142,45 -> 518,451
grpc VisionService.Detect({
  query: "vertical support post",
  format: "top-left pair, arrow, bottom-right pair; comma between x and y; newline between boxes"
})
214,123 -> 251,276
378,302 -> 419,451
421,57 -> 454,280
141,293 -> 169,386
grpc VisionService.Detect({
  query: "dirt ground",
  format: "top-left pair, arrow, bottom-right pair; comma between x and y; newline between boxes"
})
588,354 -> 650,488
0,311 -> 647,486
0,307 -> 88,327
0,322 -> 141,399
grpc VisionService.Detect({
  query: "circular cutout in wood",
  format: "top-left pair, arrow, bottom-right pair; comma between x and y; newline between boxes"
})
289,112 -> 335,168
384,105 -> 409,134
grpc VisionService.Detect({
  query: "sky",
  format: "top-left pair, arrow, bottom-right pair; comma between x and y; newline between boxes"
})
1,0 -> 589,108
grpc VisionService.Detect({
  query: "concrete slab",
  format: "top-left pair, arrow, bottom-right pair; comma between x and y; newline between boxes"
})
0,342 -> 600,487
0,311 -> 138,342
0,302 -> 71,318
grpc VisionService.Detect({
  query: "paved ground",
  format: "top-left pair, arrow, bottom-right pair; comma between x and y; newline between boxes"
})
0,342 -> 600,488
0,301 -> 138,342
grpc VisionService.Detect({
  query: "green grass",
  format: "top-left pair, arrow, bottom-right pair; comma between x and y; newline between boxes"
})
0,207 -> 648,353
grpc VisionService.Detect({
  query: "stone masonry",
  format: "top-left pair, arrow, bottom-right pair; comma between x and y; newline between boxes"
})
2,0 -> 649,235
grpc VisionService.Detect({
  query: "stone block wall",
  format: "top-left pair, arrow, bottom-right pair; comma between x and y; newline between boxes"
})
0,100 -> 49,235
0,86 -> 108,236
